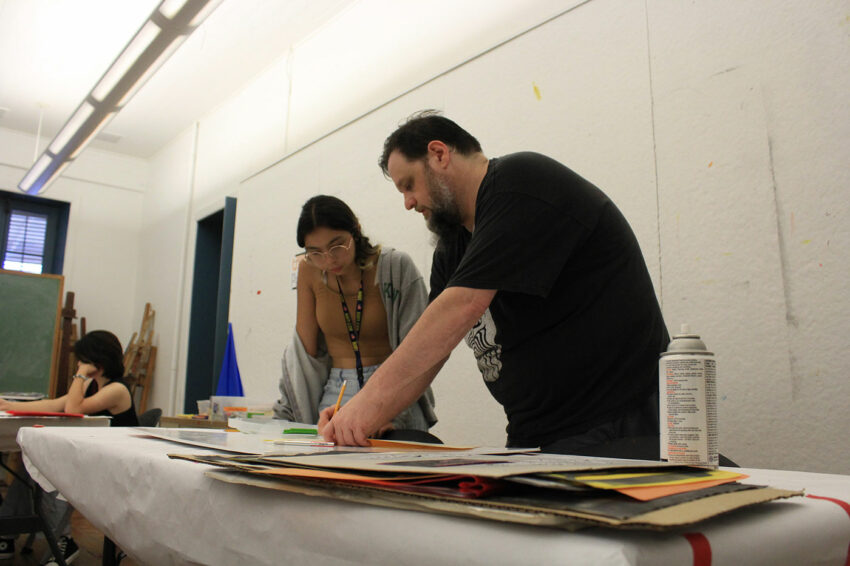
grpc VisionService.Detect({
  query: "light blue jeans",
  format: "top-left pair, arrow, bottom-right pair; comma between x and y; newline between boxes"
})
318,365 -> 428,431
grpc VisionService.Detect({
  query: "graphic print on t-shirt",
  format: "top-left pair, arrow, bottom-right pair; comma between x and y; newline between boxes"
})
465,309 -> 502,382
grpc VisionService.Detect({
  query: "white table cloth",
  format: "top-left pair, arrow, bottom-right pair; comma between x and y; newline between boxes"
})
17,427 -> 850,566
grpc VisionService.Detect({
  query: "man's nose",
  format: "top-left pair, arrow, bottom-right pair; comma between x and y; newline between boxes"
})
404,194 -> 416,210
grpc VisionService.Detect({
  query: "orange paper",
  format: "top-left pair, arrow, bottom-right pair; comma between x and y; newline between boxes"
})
617,475 -> 749,501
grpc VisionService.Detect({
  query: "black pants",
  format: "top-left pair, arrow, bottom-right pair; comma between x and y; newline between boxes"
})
540,392 -> 661,459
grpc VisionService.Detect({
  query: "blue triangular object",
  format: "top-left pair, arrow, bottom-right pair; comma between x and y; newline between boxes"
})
215,323 -> 244,396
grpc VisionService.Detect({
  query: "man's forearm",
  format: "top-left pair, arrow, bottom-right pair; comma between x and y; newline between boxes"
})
359,286 -> 495,420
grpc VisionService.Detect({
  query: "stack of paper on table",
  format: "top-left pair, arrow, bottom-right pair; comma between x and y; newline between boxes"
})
154,429 -> 802,531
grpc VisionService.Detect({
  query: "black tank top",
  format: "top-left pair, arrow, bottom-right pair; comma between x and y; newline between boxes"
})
85,379 -> 139,427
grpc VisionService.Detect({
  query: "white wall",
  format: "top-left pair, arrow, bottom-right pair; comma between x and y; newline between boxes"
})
52,0 -> 845,473
228,0 -> 848,473
0,126 -> 147,346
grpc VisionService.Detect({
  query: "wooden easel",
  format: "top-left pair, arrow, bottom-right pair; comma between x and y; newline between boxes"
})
55,291 -> 84,398
124,303 -> 156,413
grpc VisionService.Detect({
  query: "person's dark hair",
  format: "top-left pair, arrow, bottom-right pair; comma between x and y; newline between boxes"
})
379,110 -> 482,176
296,195 -> 379,268
74,330 -> 125,380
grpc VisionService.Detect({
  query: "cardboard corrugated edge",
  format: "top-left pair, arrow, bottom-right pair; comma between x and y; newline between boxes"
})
206,469 -> 591,531
204,469 -> 804,531
619,486 -> 804,527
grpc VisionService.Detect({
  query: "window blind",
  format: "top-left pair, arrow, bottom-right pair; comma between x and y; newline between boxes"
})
3,210 -> 48,273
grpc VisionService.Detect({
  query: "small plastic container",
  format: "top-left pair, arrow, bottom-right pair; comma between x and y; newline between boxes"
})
223,406 -> 247,419
196,400 -> 210,416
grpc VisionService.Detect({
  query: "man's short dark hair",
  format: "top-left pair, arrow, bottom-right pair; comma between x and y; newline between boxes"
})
379,110 -> 482,175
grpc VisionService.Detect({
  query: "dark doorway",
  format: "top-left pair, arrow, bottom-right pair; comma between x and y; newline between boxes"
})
184,197 -> 237,412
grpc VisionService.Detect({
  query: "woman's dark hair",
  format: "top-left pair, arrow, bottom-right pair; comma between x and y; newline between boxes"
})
296,195 -> 379,268
74,330 -> 125,380
379,110 -> 482,175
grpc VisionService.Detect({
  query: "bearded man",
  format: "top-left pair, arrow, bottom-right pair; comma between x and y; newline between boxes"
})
320,110 -> 669,457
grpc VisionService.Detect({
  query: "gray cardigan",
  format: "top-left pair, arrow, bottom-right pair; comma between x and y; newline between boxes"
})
273,247 -> 437,429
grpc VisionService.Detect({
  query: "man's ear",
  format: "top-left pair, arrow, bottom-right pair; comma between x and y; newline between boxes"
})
426,140 -> 451,169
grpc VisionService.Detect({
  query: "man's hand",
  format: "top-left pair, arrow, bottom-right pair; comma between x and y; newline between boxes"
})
318,404 -> 394,444
319,389 -> 387,446
316,405 -> 335,434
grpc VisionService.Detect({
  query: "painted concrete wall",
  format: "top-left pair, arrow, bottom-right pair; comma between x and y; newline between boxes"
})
0,126 -> 147,348
226,0 -> 848,473
158,0 -> 848,473
5,0 -> 844,474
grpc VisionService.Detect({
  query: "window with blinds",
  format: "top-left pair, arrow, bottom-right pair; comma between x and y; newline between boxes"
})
3,210 -> 49,273
1,189 -> 69,275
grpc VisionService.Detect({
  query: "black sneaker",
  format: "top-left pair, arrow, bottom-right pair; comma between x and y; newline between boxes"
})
41,535 -> 79,565
0,537 -> 14,560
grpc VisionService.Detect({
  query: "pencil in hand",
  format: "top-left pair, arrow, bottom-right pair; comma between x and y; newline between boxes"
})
333,380 -> 347,417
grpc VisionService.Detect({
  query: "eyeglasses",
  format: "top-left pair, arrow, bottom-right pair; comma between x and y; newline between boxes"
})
304,237 -> 353,265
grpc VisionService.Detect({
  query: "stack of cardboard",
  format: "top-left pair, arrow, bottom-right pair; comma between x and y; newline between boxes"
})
159,435 -> 802,531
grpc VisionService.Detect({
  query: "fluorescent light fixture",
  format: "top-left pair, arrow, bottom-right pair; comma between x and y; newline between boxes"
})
18,155 -> 53,193
91,22 -> 161,103
18,0 -> 223,195
48,102 -> 95,155
70,112 -> 116,159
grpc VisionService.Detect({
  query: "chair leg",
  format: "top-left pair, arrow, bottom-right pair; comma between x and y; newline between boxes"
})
103,536 -> 119,566
22,532 -> 36,553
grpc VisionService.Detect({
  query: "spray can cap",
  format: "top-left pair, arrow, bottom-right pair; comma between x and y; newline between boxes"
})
662,323 -> 711,354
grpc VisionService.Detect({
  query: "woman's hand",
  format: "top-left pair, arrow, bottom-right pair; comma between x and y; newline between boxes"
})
76,362 -> 98,378
0,398 -> 11,411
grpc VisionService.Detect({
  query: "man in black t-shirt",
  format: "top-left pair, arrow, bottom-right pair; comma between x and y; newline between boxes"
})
320,111 -> 669,454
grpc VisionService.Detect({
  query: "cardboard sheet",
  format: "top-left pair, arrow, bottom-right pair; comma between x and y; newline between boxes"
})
205,468 -> 801,531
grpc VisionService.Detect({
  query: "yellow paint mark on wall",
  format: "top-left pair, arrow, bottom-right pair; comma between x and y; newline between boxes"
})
801,239 -> 812,245
533,82 -> 542,101
722,252 -> 733,256
708,161 -> 713,168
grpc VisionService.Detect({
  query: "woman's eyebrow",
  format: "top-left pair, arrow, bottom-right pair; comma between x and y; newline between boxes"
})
306,236 -> 345,250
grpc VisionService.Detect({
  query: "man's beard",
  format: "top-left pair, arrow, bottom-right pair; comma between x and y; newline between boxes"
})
423,164 -> 463,245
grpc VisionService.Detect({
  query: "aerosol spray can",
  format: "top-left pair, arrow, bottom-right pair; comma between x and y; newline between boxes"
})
659,324 -> 718,467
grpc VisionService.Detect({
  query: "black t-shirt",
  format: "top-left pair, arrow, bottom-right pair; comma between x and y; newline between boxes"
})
85,379 -> 139,427
430,152 -> 669,447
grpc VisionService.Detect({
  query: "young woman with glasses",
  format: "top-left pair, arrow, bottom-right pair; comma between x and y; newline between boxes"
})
273,195 -> 437,435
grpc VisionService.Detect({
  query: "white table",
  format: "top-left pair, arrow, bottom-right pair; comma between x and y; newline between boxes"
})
18,427 -> 850,566
0,413 -> 110,451
1,414 -> 109,566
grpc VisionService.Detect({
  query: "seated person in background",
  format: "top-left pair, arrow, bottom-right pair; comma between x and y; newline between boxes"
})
274,195 -> 438,434
0,330 -> 138,565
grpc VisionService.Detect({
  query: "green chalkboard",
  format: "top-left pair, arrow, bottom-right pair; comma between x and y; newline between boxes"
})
0,269 -> 63,396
